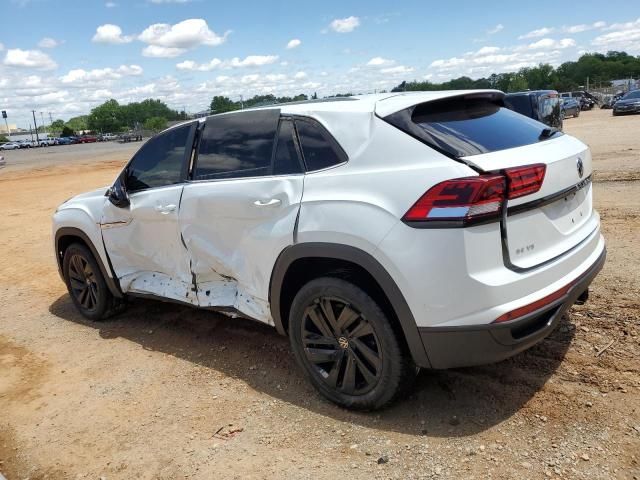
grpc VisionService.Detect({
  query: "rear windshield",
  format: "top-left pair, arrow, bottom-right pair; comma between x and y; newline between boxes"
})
384,96 -> 559,158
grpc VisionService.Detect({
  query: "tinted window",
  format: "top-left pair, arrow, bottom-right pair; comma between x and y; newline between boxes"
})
126,123 -> 193,192
623,90 -> 640,100
296,119 -> 346,171
385,97 -> 559,158
195,109 -> 279,180
273,119 -> 303,175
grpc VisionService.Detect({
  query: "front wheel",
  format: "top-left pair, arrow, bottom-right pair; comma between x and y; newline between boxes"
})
288,277 -> 415,410
62,243 -> 122,321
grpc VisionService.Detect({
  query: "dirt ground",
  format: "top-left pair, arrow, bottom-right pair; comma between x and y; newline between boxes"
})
0,108 -> 638,479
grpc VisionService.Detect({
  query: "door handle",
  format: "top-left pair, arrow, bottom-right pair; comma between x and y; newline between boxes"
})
155,204 -> 177,214
253,199 -> 281,207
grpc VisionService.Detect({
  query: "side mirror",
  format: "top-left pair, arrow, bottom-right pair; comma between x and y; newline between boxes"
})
106,175 -> 130,208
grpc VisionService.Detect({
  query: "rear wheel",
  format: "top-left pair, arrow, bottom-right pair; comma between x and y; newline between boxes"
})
63,243 -> 121,321
288,277 -> 415,410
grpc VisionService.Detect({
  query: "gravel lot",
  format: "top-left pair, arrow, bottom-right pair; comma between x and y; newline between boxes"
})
0,108 -> 638,479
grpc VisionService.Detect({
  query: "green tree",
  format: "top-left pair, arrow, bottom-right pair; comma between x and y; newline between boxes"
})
87,99 -> 123,133
210,96 -> 239,113
50,119 -> 66,135
0,135 -> 9,143
66,115 -> 88,132
61,126 -> 74,137
144,116 -> 167,133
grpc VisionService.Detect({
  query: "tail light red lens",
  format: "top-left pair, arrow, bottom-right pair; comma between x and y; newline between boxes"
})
504,164 -> 546,199
403,175 -> 506,224
403,164 -> 546,226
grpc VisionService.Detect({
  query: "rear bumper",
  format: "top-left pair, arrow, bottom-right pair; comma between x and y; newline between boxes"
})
419,247 -> 606,369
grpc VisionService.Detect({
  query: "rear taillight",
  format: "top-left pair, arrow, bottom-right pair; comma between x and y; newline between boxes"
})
403,175 -> 506,225
403,164 -> 546,226
505,164 -> 546,199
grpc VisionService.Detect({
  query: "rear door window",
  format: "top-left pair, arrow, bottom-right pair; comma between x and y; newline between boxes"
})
384,96 -> 560,158
295,118 -> 347,171
194,109 -> 279,180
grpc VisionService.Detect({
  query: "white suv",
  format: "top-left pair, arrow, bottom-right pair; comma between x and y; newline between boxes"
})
53,91 -> 605,409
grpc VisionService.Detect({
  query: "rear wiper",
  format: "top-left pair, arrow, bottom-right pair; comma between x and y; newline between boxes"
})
539,127 -> 561,140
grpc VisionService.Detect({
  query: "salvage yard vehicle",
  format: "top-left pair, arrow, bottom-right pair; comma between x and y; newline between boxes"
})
53,91 -> 606,410
0,141 -> 21,150
612,89 -> 640,115
561,97 -> 581,118
504,90 -> 563,129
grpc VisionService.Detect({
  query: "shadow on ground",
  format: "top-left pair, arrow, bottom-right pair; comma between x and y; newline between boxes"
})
49,294 -> 574,438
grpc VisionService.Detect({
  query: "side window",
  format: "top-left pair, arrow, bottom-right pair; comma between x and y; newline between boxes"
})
126,123 -> 193,192
195,109 -> 279,180
273,119 -> 303,175
295,118 -> 347,171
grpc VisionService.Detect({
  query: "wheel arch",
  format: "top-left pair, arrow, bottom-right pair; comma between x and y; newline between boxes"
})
55,227 -> 123,298
269,242 -> 431,368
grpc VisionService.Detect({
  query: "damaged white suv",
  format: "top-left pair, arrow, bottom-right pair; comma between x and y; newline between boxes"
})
53,91 -> 605,409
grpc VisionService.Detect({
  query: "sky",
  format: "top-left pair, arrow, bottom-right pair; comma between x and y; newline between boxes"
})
1,0 -> 639,128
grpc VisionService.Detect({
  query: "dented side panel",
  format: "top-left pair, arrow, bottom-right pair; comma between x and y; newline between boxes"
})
101,185 -> 195,300
179,176 -> 304,323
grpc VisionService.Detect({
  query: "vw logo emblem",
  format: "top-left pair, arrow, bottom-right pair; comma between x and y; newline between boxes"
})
338,337 -> 349,349
576,158 -> 584,178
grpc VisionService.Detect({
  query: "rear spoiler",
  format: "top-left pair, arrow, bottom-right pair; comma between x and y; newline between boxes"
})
374,90 -> 505,117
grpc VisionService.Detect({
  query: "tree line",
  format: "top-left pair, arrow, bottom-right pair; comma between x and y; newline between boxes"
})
391,51 -> 640,93
47,98 -> 185,137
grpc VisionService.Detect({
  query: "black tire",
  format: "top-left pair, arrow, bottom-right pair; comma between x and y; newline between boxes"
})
288,277 -> 416,410
62,243 -> 121,321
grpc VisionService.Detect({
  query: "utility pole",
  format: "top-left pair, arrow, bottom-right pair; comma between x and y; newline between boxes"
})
240,95 -> 244,110
1,110 -> 9,140
29,123 -> 34,142
32,110 -> 40,143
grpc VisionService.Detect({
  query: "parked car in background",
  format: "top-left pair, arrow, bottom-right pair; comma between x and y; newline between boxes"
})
612,90 -> 640,116
0,141 -> 21,150
561,91 -> 597,110
53,91 -> 605,409
561,97 -> 581,118
38,138 -> 55,147
98,133 -> 118,141
504,90 -> 563,129
18,140 -> 35,148
78,135 -> 98,144
56,137 -> 74,145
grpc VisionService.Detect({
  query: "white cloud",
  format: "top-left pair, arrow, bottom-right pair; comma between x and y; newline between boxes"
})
526,38 -> 576,50
105,1 -> 117,7
518,27 -> 554,39
563,21 -> 607,34
60,64 -> 143,84
37,37 -> 61,49
366,57 -> 394,66
487,24 -> 504,35
293,71 -> 307,79
3,49 -> 57,70
226,55 -> 279,67
592,18 -> 640,52
142,45 -> 187,58
476,46 -> 501,55
138,19 -> 229,51
329,16 -> 360,33
380,65 -> 413,74
176,58 -> 222,71
175,55 -> 278,71
286,39 -> 301,49
92,24 -> 133,44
